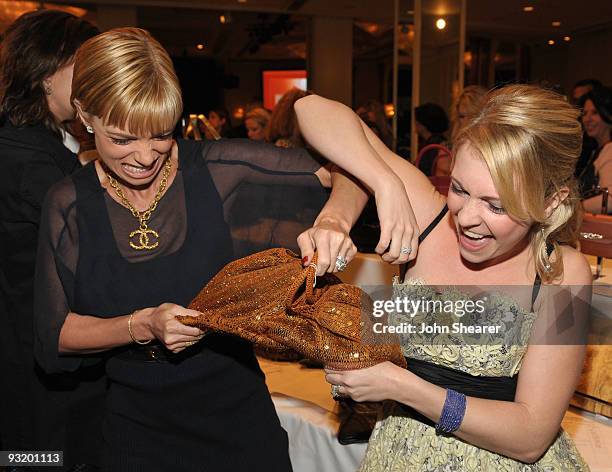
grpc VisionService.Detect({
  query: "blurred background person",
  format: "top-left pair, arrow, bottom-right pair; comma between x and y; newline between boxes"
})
355,99 -> 394,149
450,85 -> 487,143
423,85 -> 489,176
579,85 -> 612,213
245,107 -> 271,142
573,79 -> 604,180
266,87 -> 309,148
571,78 -> 602,106
0,9 -> 102,469
201,106 -> 233,139
414,102 -> 449,176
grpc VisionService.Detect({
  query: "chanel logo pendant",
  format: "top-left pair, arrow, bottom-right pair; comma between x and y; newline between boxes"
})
129,226 -> 160,250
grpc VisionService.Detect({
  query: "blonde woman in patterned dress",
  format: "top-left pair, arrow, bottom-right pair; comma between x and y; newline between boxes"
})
295,85 -> 591,471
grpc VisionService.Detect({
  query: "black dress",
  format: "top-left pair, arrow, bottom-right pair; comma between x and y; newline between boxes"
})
34,138 -> 324,471
0,123 -> 105,468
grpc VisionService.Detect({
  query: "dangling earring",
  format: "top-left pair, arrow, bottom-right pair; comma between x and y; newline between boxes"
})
43,82 -> 52,95
541,228 -> 552,272
86,125 -> 94,134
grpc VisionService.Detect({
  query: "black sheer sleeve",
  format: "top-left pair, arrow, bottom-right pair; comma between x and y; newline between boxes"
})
202,138 -> 324,201
198,139 -> 329,258
33,178 -> 82,373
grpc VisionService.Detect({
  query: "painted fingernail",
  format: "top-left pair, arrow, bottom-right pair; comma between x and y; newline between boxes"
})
302,256 -> 309,264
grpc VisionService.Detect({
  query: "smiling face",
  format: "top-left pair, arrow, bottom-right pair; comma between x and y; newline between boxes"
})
87,115 -> 174,187
582,99 -> 612,146
245,118 -> 265,141
447,143 -> 532,265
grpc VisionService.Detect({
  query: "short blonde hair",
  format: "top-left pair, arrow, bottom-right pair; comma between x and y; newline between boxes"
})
245,107 -> 271,129
71,27 -> 182,136
455,84 -> 583,282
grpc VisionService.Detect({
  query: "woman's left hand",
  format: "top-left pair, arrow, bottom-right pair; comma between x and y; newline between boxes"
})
297,216 -> 357,275
324,361 -> 403,402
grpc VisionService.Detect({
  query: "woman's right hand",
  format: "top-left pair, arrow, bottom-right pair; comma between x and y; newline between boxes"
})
137,303 -> 205,353
297,216 -> 357,275
372,173 -> 419,264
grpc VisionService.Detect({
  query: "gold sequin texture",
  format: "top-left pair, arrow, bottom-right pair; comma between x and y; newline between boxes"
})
177,248 -> 406,370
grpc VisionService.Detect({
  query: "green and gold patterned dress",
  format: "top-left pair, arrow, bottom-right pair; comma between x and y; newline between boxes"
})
359,280 -> 589,472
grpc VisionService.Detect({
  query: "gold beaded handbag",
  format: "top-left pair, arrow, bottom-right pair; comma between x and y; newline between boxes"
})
178,248 -> 406,370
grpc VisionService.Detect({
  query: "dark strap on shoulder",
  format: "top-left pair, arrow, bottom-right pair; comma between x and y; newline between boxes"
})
400,204 -> 448,281
531,242 -> 555,307
418,204 -> 448,244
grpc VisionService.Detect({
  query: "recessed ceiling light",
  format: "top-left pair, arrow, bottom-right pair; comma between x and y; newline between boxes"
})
196,43 -> 204,50
523,6 -> 534,12
547,39 -> 555,45
435,18 -> 446,30
238,0 -> 247,3
552,21 -> 561,27
564,36 -> 571,42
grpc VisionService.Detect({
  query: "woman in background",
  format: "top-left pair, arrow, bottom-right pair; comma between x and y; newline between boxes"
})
266,87 -> 310,148
579,85 -> 612,213
0,10 -> 100,468
429,85 -> 488,176
245,107 -> 271,142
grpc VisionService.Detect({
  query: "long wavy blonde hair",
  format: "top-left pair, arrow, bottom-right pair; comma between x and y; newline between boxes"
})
454,84 -> 583,282
71,27 -> 182,136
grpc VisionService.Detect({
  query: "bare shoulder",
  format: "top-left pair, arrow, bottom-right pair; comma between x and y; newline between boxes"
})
595,143 -> 612,174
559,245 -> 592,286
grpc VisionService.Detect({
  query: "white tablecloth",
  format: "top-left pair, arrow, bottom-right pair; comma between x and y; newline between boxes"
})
260,359 -> 367,472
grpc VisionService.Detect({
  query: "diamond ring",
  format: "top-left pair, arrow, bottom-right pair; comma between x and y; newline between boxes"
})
331,384 -> 344,399
335,255 -> 348,272
400,246 -> 412,255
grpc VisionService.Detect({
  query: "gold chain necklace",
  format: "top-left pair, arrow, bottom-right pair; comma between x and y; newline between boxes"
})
106,159 -> 172,251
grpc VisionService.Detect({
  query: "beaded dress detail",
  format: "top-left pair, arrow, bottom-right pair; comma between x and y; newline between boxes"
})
359,279 -> 589,472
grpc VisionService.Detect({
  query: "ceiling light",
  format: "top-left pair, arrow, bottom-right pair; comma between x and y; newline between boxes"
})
435,18 -> 446,30
564,36 -> 571,42
196,43 -> 204,50
523,6 -> 534,12
238,0 -> 247,3
547,39 -> 555,45
233,107 -> 245,120
552,21 -> 561,27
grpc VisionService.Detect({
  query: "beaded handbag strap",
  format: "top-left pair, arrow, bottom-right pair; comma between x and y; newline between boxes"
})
284,252 -> 318,308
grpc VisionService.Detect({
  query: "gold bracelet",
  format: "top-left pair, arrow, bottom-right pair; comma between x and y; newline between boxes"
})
128,310 -> 152,345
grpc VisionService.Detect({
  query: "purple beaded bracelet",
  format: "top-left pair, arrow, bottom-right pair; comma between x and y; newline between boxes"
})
435,388 -> 466,435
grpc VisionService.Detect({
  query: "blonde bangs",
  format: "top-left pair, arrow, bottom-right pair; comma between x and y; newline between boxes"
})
101,77 -> 182,137
457,123 -> 545,224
